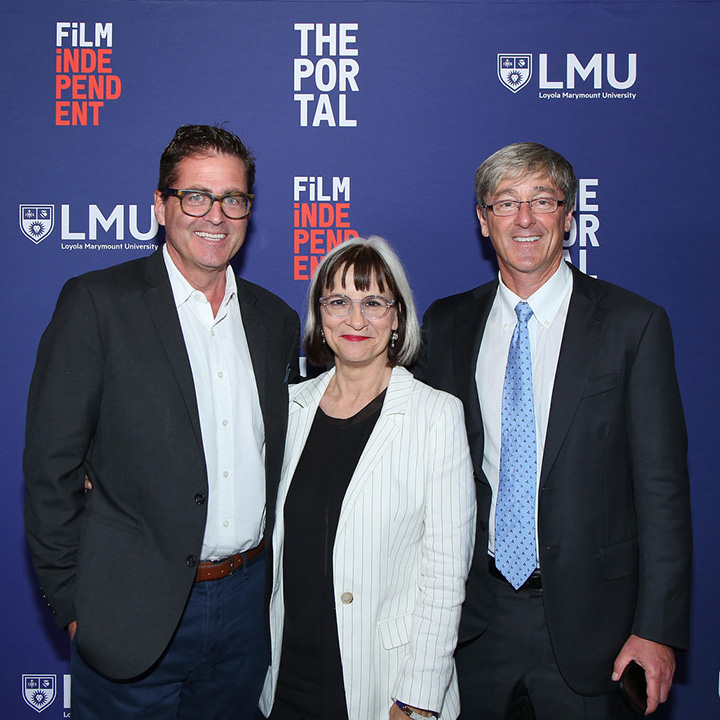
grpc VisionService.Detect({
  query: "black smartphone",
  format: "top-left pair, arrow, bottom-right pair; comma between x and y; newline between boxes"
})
619,661 -> 647,715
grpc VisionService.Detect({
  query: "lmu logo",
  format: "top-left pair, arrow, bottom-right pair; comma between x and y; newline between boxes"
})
22,675 -> 57,712
497,55 -> 532,93
20,205 -> 55,244
497,53 -> 637,92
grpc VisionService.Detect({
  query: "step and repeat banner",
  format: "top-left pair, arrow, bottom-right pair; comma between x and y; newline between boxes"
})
2,0 -> 718,716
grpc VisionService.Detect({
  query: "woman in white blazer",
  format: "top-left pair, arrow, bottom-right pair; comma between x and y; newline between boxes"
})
260,236 -> 475,720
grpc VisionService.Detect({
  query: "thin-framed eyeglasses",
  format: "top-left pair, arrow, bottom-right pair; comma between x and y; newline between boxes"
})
161,188 -> 254,219
319,294 -> 396,319
483,197 -> 566,217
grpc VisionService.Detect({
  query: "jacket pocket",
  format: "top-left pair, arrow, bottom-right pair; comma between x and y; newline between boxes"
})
377,612 -> 413,650
599,538 -> 638,580
581,371 -> 621,399
82,507 -> 144,536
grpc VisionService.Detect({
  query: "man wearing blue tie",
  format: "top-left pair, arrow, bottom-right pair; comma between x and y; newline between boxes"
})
416,143 -> 691,719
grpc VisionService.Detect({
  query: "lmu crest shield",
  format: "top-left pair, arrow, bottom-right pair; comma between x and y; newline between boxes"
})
20,205 -> 55,244
22,675 -> 57,713
497,54 -> 532,93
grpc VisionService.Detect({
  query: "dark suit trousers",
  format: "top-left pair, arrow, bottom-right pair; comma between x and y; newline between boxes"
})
456,574 -> 634,720
70,553 -> 268,719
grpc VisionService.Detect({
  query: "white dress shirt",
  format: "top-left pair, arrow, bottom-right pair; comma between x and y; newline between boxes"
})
164,246 -> 265,559
476,262 -> 573,558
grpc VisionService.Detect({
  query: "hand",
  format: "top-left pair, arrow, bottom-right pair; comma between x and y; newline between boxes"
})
84,474 -> 93,491
389,702 -> 435,719
389,704 -> 407,720
68,621 -> 77,640
612,634 -> 675,715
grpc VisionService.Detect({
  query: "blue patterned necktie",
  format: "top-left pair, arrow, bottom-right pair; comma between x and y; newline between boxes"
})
495,301 -> 537,590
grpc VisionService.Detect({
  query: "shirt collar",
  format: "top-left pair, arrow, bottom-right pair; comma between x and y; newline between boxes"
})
162,244 -> 237,310
497,261 -> 572,329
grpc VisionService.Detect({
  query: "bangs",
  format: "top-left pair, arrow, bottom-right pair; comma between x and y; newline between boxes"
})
324,245 -> 392,296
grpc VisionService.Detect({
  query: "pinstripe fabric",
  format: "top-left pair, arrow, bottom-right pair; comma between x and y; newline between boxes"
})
260,366 -> 476,719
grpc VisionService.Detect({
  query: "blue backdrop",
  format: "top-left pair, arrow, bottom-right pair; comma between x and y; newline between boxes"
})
3,0 -> 718,716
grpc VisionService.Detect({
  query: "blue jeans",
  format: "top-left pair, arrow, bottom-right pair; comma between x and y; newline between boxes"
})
71,553 -> 268,719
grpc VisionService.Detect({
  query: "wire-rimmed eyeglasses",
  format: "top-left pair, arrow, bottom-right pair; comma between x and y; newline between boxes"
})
161,188 -> 254,219
319,294 -> 396,319
483,197 -> 566,217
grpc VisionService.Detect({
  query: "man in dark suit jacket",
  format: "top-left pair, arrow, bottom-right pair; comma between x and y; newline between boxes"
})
416,143 -> 691,719
24,125 -> 300,718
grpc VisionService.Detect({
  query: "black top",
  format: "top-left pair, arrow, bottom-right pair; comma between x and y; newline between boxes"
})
272,390 -> 386,720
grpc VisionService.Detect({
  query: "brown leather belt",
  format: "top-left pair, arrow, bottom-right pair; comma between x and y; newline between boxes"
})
195,540 -> 265,582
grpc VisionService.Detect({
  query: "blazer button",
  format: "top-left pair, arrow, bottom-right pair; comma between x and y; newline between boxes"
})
340,592 -> 354,605
186,555 -> 197,567
194,493 -> 206,505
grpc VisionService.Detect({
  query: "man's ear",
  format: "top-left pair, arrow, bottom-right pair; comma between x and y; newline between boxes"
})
477,205 -> 490,238
154,190 -> 166,227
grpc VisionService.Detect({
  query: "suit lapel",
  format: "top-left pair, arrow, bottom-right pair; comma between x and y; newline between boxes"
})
279,373 -> 332,509
236,280 -> 267,414
454,281 -> 497,477
142,250 -> 204,453
337,367 -> 411,526
540,266 -> 609,486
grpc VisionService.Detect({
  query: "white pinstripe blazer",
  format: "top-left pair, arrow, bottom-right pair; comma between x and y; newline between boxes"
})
260,366 -> 476,719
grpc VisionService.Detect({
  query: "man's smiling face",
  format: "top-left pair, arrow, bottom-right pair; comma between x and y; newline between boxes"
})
478,170 -> 573,297
154,152 -> 249,287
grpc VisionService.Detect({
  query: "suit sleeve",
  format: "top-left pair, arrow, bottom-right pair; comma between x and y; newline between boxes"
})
23,277 -> 103,628
393,392 -> 476,712
626,305 -> 692,649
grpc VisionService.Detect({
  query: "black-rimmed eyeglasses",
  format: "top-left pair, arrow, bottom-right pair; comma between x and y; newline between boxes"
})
161,188 -> 254,219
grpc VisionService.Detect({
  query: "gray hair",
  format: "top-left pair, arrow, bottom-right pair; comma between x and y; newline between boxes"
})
475,142 -> 577,216
303,235 -> 421,368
